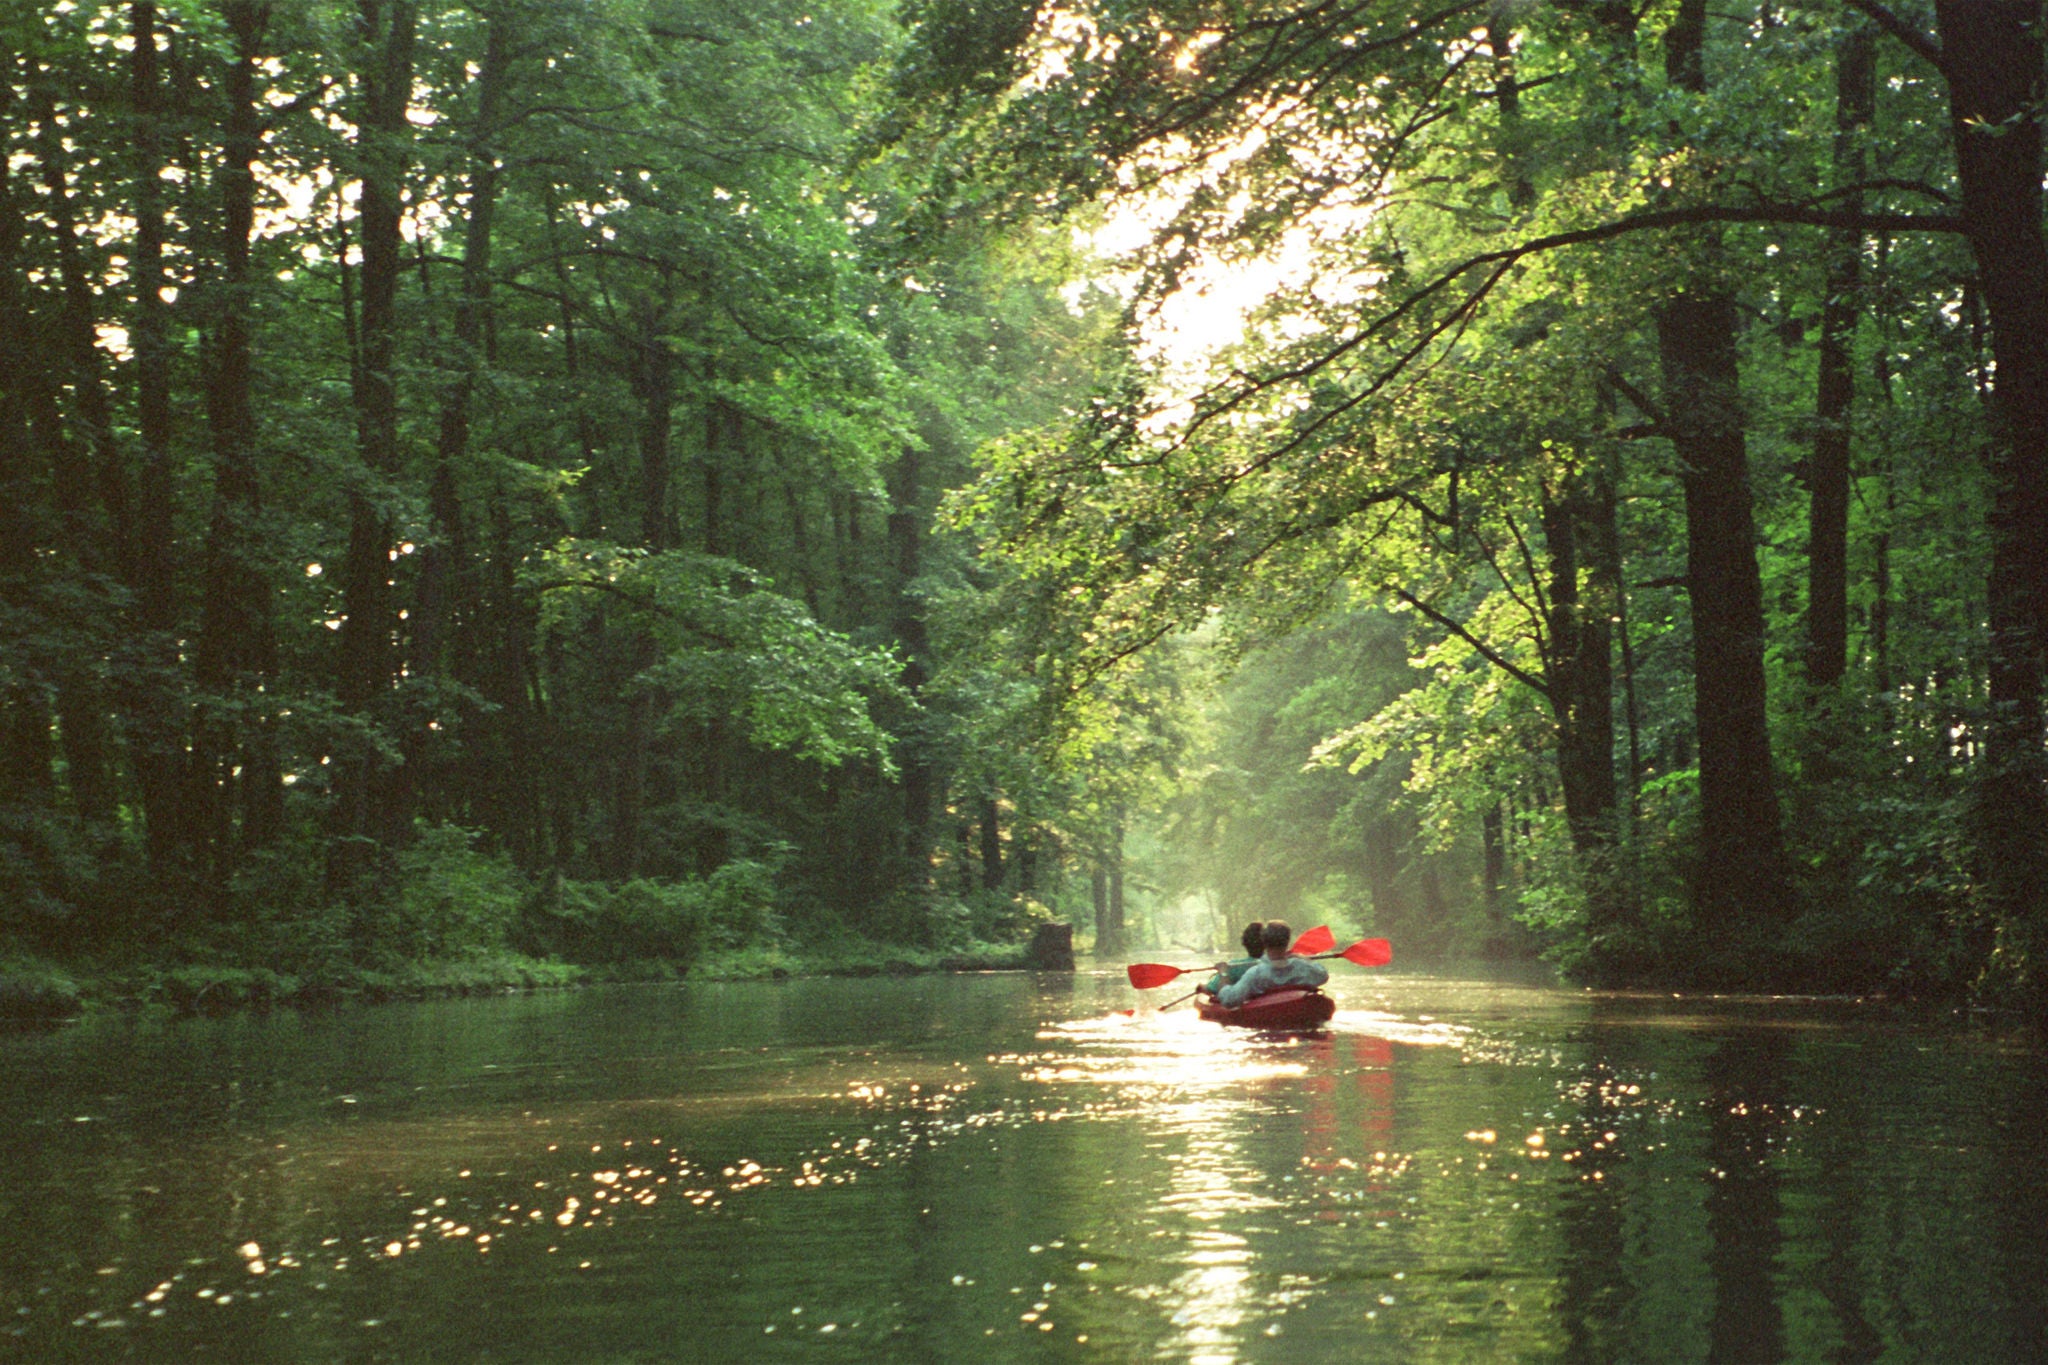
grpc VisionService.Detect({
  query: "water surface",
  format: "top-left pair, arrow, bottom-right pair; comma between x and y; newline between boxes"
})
3,967 -> 2043,1361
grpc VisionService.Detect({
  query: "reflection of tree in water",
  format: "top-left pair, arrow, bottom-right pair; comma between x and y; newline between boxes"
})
1788,1034 -> 1881,1364
1703,1026 -> 1792,1364
1554,1027 -> 1639,1365
1993,1059 -> 2048,1359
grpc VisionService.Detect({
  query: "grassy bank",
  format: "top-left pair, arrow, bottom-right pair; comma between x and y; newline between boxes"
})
0,934 -> 1046,1024
0,951 -> 593,1022
691,938 -> 1034,980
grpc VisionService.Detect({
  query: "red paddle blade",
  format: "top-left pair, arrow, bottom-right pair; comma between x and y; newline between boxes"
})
1127,962 -> 1192,989
1291,924 -> 1335,955
1341,938 -> 1393,967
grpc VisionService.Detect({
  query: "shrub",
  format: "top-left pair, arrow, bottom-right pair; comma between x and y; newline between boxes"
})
0,957 -> 83,1020
520,860 -> 782,969
227,840 -> 351,975
342,823 -> 532,963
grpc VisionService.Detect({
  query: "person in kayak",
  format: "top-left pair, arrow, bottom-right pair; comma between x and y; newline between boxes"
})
1202,921 -> 1267,996
1208,920 -> 1329,1007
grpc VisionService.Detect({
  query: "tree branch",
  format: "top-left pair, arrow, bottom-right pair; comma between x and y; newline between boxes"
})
1841,0 -> 1945,74
1388,587 -> 1552,698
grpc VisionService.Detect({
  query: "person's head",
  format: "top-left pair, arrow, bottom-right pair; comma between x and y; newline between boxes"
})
1261,920 -> 1292,955
1239,921 -> 1266,957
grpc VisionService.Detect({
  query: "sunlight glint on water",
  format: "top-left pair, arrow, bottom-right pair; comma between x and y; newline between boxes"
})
2,968 -> 2045,1361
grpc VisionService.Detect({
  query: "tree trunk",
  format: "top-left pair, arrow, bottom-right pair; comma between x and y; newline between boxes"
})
1537,455 -> 1639,969
194,1 -> 283,877
702,398 -> 739,557
336,0 -> 418,852
1934,0 -> 2048,1013
1803,18 -> 1873,707
413,8 -> 506,677
636,320 -> 675,552
1091,864 -> 1110,951
1482,802 -> 1505,917
887,445 -> 936,881
1363,817 -> 1408,931
125,0 -> 191,869
0,76 -> 56,811
1108,852 -> 1126,953
978,795 -> 1003,892
1657,0 -> 1790,946
1540,467 -> 1619,869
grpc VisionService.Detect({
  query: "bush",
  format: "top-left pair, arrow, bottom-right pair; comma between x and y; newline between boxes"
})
521,859 -> 782,968
226,840 -> 351,975
0,957 -> 83,1020
378,823 -> 529,962
158,965 -> 301,1014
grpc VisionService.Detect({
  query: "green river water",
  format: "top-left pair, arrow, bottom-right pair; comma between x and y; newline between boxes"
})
2,966 -> 2043,1362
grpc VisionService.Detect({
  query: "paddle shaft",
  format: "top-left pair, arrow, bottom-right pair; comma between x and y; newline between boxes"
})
1126,935 -> 1389,989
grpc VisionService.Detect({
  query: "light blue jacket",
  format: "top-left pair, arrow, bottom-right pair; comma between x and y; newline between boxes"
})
1216,954 -> 1329,1007
1203,956 -> 1259,995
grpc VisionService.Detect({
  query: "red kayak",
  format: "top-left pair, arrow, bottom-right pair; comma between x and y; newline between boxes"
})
1196,987 -> 1335,1030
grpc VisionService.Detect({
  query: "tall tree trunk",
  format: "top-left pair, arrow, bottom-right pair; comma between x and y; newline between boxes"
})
408,9 -> 506,832
194,0 -> 282,878
0,73 -> 56,811
1532,450 -> 1642,975
702,397 -> 739,557
1540,463 -> 1621,910
1657,0 -> 1790,949
978,795 -> 1003,892
1482,802 -> 1505,917
1870,332 -> 1896,705
413,8 -> 506,678
27,90 -> 122,829
1106,813 -> 1128,950
1934,0 -> 2048,1014
1091,864 -> 1110,951
781,462 -> 822,617
887,445 -> 935,883
1485,5 -> 1534,209
1803,18 -> 1874,711
636,326 -> 675,553
336,0 -> 418,855
125,0 -> 191,869
1363,817 -> 1409,931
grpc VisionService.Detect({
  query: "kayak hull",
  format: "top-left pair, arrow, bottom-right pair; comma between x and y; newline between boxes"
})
1197,987 -> 1335,1030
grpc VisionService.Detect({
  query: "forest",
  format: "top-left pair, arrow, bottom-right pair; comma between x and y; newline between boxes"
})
2,0 -> 2043,1018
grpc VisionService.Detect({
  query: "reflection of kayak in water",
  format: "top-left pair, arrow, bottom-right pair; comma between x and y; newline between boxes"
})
1196,987 -> 1335,1031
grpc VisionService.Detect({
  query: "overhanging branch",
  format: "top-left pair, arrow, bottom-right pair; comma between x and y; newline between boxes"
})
1388,586 -> 1552,698
1842,0 -> 1946,74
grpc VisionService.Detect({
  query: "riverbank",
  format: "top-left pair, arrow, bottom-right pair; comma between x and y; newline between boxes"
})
0,935 -> 1047,1024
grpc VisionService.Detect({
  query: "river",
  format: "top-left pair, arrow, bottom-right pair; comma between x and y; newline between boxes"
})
2,966 -> 2043,1361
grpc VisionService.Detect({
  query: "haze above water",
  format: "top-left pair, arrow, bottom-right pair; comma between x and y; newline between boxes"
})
4,968 -> 2043,1362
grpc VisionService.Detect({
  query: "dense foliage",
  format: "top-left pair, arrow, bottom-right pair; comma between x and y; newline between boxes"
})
893,0 -> 2048,1005
0,0 -> 1103,988
6,0 -> 2046,1014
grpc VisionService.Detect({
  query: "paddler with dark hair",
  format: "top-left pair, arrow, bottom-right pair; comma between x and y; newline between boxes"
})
1201,921 -> 1267,997
1205,919 -> 1329,1007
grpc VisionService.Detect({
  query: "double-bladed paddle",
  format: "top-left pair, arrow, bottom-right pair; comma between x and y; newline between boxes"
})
1125,924 -> 1330,989
1124,934 -> 1393,990
1291,924 -> 1336,955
